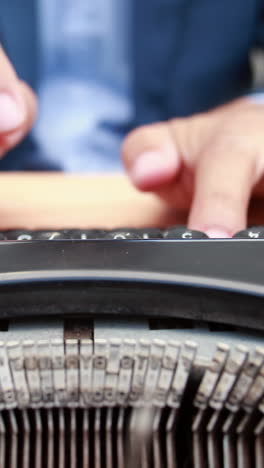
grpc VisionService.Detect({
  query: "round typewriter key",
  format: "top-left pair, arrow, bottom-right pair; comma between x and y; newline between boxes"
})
105,229 -> 143,240
163,226 -> 208,239
5,230 -> 33,240
137,228 -> 163,239
62,229 -> 107,239
106,228 -> 162,239
31,230 -> 66,240
233,226 -> 264,239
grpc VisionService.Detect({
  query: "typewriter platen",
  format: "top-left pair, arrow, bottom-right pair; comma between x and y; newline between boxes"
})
0,226 -> 263,468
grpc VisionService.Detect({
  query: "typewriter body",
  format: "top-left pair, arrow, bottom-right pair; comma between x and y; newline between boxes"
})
0,226 -> 263,468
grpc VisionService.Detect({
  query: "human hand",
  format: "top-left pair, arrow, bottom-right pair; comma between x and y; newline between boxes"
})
122,98 -> 264,237
0,46 -> 37,157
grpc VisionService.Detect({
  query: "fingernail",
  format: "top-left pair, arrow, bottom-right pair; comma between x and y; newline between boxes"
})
205,228 -> 231,238
130,146 -> 180,187
0,93 -> 25,133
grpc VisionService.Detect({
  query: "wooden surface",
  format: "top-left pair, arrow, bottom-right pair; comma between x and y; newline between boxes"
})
0,172 -> 261,230
0,173 -> 185,229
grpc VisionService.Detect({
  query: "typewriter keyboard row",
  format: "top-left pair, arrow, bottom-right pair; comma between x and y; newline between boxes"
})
1,226 -> 264,240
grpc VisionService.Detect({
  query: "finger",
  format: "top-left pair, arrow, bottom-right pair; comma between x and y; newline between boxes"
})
155,167 -> 194,211
17,80 -> 37,134
188,140 -> 258,237
0,80 -> 37,153
0,47 -> 36,149
122,122 -> 181,191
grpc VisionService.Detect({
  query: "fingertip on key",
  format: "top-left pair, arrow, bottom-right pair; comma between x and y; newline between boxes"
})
204,228 -> 232,239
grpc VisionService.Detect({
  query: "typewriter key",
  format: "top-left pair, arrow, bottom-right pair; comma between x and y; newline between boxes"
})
31,230 -> 66,240
233,226 -> 264,239
131,228 -> 163,239
163,226 -> 208,239
105,229 -> 143,240
62,229 -> 107,239
5,230 -> 33,240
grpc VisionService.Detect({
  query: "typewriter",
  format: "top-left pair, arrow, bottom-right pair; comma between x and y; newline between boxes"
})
0,226 -> 262,468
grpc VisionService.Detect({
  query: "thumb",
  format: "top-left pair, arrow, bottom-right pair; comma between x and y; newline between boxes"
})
122,122 -> 181,191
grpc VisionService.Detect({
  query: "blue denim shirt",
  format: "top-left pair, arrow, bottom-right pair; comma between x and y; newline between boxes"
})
31,0 -> 134,172
1,0 -> 260,171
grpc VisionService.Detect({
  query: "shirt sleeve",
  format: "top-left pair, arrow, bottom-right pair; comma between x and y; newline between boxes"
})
247,92 -> 264,103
